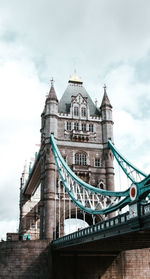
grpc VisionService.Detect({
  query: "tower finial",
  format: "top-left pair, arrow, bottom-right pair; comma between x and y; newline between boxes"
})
47,77 -> 58,102
50,77 -> 54,87
103,84 -> 107,93
68,70 -> 83,84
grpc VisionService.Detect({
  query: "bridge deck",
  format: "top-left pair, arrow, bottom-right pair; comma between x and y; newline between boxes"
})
52,203 -> 150,253
23,155 -> 41,196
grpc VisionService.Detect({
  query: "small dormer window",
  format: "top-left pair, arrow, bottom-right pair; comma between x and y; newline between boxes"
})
81,107 -> 86,117
74,106 -> 79,116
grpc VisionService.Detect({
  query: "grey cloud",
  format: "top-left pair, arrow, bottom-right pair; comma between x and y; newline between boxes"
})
0,30 -> 18,43
134,52 -> 150,83
1,0 -> 150,80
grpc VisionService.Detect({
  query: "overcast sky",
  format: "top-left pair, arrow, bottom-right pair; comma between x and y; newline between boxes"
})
1,0 -> 150,239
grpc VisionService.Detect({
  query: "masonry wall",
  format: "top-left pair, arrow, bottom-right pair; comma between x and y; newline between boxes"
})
102,248 -> 150,279
53,248 -> 150,279
0,241 -> 150,279
0,240 -> 51,279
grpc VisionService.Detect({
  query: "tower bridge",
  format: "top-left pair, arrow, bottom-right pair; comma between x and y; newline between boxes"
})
2,71 -> 150,278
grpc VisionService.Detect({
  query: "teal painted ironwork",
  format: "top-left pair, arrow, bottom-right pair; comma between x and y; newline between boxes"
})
50,134 -> 150,214
108,140 -> 147,183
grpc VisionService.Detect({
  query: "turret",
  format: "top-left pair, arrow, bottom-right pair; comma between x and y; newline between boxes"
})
40,79 -> 58,239
41,79 -> 58,140
100,85 -> 113,144
20,160 -> 29,189
100,85 -> 114,194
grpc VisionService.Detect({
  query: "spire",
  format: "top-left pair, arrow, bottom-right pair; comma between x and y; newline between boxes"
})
100,84 -> 112,108
68,70 -> 83,84
48,78 -> 58,102
21,160 -> 29,185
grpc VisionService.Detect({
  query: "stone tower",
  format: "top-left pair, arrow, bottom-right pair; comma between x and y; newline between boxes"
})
19,71 -> 114,240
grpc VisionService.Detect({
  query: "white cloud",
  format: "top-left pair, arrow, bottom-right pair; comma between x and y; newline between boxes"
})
0,220 -> 18,241
0,57 -> 47,238
0,0 -> 150,239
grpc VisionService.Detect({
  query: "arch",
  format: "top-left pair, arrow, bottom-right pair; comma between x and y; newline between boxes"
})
55,206 -> 102,238
98,180 -> 105,189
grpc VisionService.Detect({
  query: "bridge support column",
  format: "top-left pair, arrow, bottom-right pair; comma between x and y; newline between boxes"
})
105,149 -> 114,192
40,145 -> 56,240
45,146 -> 56,240
104,148 -> 115,218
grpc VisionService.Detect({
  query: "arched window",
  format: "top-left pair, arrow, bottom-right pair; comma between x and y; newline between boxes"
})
75,153 -> 87,166
98,181 -> 104,189
81,107 -> 86,117
74,106 -> 79,116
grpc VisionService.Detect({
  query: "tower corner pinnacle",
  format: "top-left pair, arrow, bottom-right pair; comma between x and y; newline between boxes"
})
47,77 -> 58,102
100,84 -> 112,109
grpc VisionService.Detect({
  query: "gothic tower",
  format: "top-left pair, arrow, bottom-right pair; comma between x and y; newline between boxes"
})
19,71 -> 114,241
40,79 -> 58,239
39,72 -> 114,240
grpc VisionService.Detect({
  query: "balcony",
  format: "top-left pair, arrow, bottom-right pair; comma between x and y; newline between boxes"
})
71,130 -> 90,141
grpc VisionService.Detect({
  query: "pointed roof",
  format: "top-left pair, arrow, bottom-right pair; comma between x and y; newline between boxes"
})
58,73 -> 100,116
47,78 -> 58,102
100,85 -> 112,108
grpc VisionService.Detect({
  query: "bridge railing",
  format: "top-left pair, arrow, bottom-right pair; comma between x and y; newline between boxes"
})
52,202 -> 150,249
52,211 -> 129,247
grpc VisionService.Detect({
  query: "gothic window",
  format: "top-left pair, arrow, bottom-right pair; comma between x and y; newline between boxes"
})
81,107 -> 86,117
98,181 -> 104,189
74,122 -> 79,131
81,123 -> 86,131
74,106 -> 79,116
75,153 -> 87,166
95,158 -> 101,167
67,122 -> 71,130
89,124 -> 94,132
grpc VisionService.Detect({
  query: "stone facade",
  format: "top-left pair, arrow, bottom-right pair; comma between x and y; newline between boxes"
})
19,72 -> 115,241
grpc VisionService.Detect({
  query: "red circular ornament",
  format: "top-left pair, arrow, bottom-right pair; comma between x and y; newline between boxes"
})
130,184 -> 137,201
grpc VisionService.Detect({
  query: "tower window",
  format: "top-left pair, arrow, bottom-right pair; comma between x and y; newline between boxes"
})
74,106 -> 79,116
81,107 -> 86,117
75,153 -> 87,166
74,122 -> 79,131
95,158 -> 101,167
82,123 -> 86,131
98,181 -> 104,189
89,124 -> 94,132
67,122 -> 71,130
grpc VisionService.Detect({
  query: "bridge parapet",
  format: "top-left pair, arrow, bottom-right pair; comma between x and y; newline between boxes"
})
52,202 -> 150,250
